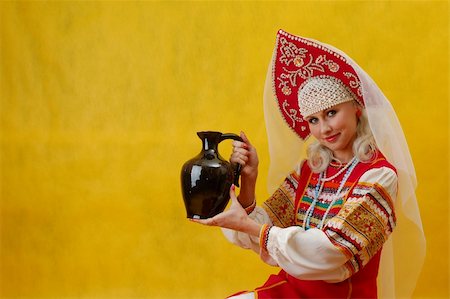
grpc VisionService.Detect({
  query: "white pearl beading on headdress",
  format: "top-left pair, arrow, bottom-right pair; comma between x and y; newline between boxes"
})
298,76 -> 356,118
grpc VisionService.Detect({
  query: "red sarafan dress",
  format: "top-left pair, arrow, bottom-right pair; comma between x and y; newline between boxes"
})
223,151 -> 397,298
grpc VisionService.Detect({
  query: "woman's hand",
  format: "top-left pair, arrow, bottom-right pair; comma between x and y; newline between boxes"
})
230,131 -> 258,208
231,132 -> 259,178
190,185 -> 261,237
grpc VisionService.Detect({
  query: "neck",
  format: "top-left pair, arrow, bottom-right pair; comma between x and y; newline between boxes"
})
332,134 -> 357,163
333,153 -> 355,164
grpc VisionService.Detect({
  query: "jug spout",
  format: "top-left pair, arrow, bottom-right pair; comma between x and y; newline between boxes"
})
197,131 -> 222,151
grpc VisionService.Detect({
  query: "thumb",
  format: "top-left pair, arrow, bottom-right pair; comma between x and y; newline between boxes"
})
240,131 -> 252,146
229,184 -> 238,204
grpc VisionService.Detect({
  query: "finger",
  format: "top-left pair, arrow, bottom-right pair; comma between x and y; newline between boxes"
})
232,140 -> 248,149
232,147 -> 249,155
229,184 -> 238,202
228,185 -> 241,208
231,150 -> 248,160
240,131 -> 252,146
190,217 -> 217,226
231,151 -> 249,161
230,155 -> 248,166
231,152 -> 249,166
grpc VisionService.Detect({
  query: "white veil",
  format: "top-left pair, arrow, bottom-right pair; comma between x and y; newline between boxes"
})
263,31 -> 426,298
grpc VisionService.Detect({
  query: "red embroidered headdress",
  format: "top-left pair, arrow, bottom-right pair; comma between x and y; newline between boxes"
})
273,29 -> 365,140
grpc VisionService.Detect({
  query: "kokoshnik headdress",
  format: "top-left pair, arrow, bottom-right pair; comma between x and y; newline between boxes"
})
264,29 -> 425,298
273,31 -> 364,139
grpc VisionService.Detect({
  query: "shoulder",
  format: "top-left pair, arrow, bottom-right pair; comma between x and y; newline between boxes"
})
359,166 -> 397,184
357,152 -> 398,198
364,151 -> 396,174
282,159 -> 311,190
295,159 -> 310,176
359,151 -> 397,182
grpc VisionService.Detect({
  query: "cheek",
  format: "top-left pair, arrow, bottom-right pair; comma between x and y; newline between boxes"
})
341,119 -> 358,136
308,124 -> 321,139
335,115 -> 357,131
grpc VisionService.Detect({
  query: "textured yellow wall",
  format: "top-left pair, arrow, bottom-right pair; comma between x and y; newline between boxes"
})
1,1 -> 448,298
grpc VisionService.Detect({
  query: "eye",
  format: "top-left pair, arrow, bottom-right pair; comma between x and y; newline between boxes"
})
308,117 -> 318,124
327,110 -> 337,117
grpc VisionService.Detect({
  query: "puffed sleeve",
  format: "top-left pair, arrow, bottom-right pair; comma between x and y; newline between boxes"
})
323,166 -> 397,277
222,206 -> 272,254
259,166 -> 397,282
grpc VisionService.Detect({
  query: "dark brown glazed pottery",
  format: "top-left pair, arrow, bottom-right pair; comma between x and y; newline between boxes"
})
181,131 -> 242,219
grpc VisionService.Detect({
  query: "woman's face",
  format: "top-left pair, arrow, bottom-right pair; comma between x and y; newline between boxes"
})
306,101 -> 359,162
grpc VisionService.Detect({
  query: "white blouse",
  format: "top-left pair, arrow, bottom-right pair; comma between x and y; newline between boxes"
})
222,166 -> 397,283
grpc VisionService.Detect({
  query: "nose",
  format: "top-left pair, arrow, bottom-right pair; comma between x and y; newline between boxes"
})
320,121 -> 332,134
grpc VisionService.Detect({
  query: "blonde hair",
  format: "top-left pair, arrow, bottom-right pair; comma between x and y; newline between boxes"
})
306,106 -> 376,173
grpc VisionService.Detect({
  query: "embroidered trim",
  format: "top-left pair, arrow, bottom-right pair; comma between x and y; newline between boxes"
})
263,171 -> 298,227
324,181 -> 396,275
259,224 -> 273,253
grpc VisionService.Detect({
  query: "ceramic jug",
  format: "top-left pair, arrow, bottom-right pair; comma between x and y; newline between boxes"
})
181,131 -> 243,219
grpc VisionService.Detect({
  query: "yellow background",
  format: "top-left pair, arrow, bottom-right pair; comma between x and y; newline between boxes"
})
1,1 -> 448,298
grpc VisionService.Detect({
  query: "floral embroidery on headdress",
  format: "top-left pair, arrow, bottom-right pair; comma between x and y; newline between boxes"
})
273,30 -> 364,140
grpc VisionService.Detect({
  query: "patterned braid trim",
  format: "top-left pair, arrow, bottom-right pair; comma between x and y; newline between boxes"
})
259,224 -> 273,253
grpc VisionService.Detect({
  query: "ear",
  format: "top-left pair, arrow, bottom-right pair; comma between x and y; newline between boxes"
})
356,109 -> 362,118
352,101 -> 362,117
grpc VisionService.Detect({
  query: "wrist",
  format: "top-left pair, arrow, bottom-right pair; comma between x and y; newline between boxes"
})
241,169 -> 258,180
236,173 -> 257,208
243,217 -> 262,237
243,198 -> 256,214
237,195 -> 256,211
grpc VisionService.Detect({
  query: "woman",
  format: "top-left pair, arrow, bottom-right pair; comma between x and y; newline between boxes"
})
193,30 -> 425,298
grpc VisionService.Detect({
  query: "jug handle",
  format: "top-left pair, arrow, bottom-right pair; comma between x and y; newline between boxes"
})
220,133 -> 244,187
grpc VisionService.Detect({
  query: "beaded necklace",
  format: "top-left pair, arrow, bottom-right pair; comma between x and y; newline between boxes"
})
321,156 -> 357,182
303,157 -> 359,230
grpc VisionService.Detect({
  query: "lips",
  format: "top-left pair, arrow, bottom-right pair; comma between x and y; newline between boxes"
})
324,133 -> 340,143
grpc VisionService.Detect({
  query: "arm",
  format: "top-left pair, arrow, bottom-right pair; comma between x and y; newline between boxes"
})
261,226 -> 349,282
222,156 -> 303,254
260,166 -> 398,282
198,163 -> 304,262
324,167 -> 397,276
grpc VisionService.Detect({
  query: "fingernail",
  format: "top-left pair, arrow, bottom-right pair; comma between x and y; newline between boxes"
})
231,184 -> 235,191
